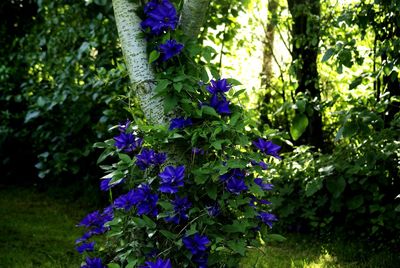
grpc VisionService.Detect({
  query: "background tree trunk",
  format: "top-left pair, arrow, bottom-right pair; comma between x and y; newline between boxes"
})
288,0 -> 323,149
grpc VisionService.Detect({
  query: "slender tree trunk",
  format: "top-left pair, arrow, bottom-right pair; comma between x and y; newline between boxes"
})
112,0 -> 165,125
180,0 -> 210,39
260,0 -> 278,128
287,0 -> 323,149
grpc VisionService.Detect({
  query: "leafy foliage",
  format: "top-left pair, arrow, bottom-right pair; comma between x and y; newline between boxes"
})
76,1 -> 281,267
0,0 -> 130,182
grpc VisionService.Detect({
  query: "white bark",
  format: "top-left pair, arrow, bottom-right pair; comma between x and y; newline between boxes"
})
180,0 -> 210,38
112,0 -> 166,125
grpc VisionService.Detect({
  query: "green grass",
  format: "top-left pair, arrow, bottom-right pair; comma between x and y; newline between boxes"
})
0,186 -> 398,268
240,234 -> 399,268
0,186 -> 86,268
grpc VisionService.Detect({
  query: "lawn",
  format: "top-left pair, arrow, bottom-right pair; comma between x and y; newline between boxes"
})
0,186 -> 398,268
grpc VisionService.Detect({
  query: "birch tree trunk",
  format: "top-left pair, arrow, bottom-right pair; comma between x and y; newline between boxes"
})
112,0 -> 166,125
180,0 -> 210,39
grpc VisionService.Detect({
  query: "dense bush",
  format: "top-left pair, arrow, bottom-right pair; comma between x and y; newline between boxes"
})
269,108 -> 400,247
0,0 -> 130,183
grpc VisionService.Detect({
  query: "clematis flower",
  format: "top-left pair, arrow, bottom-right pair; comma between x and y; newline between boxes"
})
118,119 -> 131,133
100,178 -> 124,191
114,132 -> 143,153
142,258 -> 172,268
141,0 -> 178,35
159,40 -> 184,61
206,79 -> 231,95
153,152 -> 167,165
76,241 -> 95,254
254,178 -> 274,191
206,204 -> 220,217
258,211 -> 278,228
81,257 -> 106,268
182,233 -> 210,255
250,160 -> 268,170
136,149 -> 156,170
158,165 -> 185,193
165,196 -> 191,224
253,138 -> 281,159
114,184 -> 158,216
210,94 -> 231,115
225,177 -> 248,194
169,117 -> 192,130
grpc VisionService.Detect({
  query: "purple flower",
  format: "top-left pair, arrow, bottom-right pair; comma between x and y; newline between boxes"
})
250,160 -> 268,170
114,189 -> 141,211
118,119 -> 131,133
114,185 -> 158,216
253,138 -> 281,159
193,252 -> 209,268
76,242 -> 95,254
183,233 -> 210,255
136,185 -> 159,217
78,210 -> 103,228
114,132 -> 143,153
100,178 -> 124,191
254,178 -> 274,191
136,148 -> 156,170
141,0 -> 178,35
210,94 -> 231,115
225,177 -> 248,194
165,196 -> 191,224
206,204 -> 220,217
249,196 -> 272,208
142,258 -> 172,268
159,165 -> 185,193
258,211 -> 278,228
219,168 -> 246,182
81,257 -> 106,268
153,152 -> 167,165
192,147 -> 205,155
159,40 -> 184,61
169,117 -> 192,130
78,207 -> 112,229
206,79 -> 231,95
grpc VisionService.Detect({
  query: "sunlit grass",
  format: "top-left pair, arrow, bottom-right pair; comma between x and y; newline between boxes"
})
240,234 -> 399,268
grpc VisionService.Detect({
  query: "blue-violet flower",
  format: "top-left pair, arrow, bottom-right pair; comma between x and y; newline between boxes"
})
159,165 -> 185,193
182,233 -> 210,255
159,40 -> 184,61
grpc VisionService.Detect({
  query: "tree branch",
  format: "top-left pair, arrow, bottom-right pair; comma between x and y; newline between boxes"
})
180,0 -> 210,38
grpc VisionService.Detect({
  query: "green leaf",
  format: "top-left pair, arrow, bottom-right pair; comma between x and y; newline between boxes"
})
164,95 -> 178,113
107,264 -> 120,268
25,110 -> 40,123
173,82 -> 183,92
118,153 -> 131,164
207,184 -> 218,200
227,240 -> 246,256
154,79 -> 171,93
97,148 -> 113,164
264,234 -> 287,242
347,195 -> 364,210
326,176 -> 346,198
290,113 -> 309,140
305,178 -> 323,197
142,215 -> 156,229
322,48 -> 335,62
201,106 -> 219,118
148,50 -> 160,63
160,230 -> 177,240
